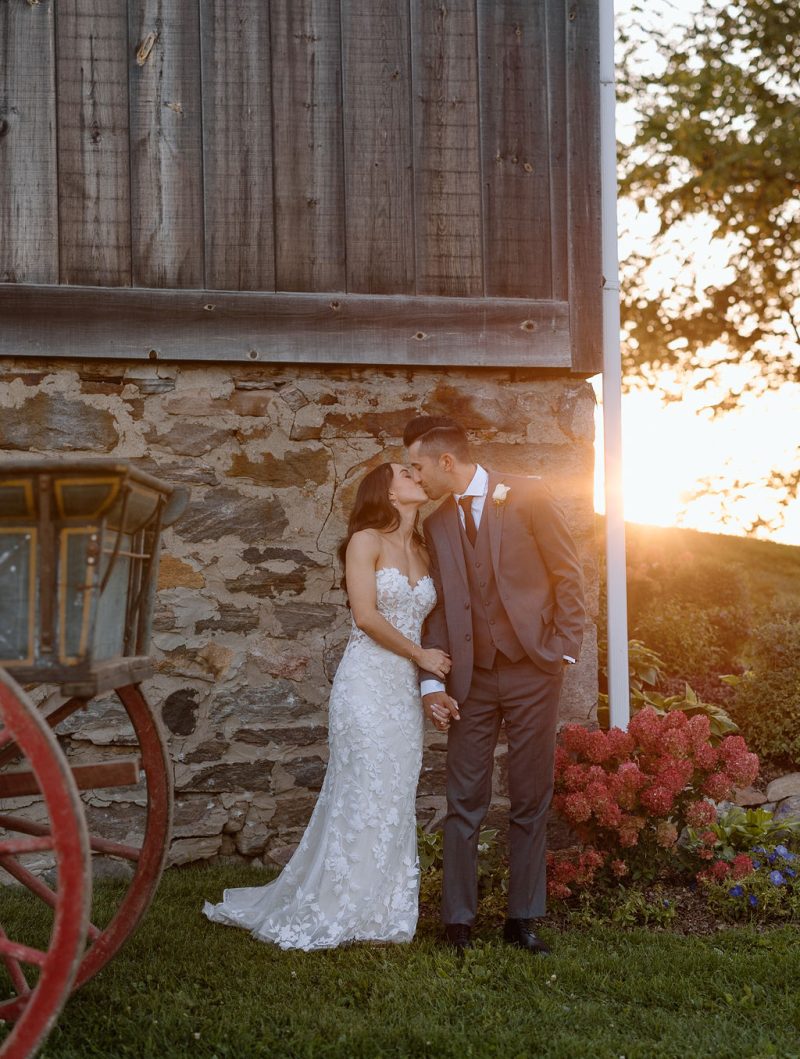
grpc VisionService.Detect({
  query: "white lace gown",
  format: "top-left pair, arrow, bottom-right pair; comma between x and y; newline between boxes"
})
203,567 -> 436,951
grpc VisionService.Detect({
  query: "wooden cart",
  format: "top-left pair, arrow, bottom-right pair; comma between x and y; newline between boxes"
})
0,461 -> 187,1058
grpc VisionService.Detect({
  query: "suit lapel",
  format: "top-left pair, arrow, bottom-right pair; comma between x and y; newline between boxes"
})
486,472 -> 504,575
434,496 -> 469,591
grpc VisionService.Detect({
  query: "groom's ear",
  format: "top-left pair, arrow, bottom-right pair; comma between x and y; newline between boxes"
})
440,452 -> 454,473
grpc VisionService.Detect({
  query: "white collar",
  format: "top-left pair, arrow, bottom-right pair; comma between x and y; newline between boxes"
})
454,464 -> 488,503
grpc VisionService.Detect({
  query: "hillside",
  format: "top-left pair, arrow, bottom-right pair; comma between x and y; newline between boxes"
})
597,520 -> 800,766
616,521 -> 800,614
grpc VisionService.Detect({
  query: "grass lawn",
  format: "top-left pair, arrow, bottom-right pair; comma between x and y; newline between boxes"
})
2,865 -> 799,1058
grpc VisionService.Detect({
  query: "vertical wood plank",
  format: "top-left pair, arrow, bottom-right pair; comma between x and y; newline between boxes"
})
546,0 -> 569,301
341,0 -> 415,294
56,0 -> 131,287
566,0 -> 602,372
477,0 -> 552,299
411,0 -> 483,297
200,0 -> 274,292
271,0 -> 345,292
128,0 -> 204,288
0,0 -> 58,283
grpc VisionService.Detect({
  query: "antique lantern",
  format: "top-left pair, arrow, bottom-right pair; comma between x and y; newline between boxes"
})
0,461 -> 188,697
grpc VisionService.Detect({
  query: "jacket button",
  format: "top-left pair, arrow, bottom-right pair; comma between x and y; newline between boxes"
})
464,601 -> 471,610
490,619 -> 496,626
465,633 -> 472,641
475,561 -> 482,568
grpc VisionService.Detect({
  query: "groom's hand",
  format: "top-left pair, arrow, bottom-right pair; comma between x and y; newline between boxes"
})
423,692 -> 460,731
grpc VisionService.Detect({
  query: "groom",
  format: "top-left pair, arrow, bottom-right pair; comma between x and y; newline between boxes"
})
404,416 -> 586,953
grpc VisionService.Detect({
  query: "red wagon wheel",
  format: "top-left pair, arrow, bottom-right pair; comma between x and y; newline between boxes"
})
0,681 -> 172,1010
0,670 -> 91,1059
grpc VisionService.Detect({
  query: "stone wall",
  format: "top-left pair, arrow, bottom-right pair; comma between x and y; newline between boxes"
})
0,358 -> 598,867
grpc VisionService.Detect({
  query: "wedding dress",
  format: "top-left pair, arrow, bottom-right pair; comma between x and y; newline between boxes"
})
203,567 -> 436,951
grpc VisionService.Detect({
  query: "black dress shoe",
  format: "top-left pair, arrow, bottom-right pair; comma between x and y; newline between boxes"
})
444,923 -> 473,951
503,918 -> 551,955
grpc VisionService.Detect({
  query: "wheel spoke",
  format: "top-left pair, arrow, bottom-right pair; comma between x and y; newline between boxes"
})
86,834 -> 141,862
0,938 -> 47,968
0,855 -> 103,942
0,836 -> 53,856
0,695 -> 88,768
0,924 -> 31,995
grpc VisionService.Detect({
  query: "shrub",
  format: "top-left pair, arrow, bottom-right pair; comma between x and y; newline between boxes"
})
730,611 -> 800,763
551,709 -> 759,890
622,553 -> 752,681
597,639 -> 739,740
633,600 -> 730,677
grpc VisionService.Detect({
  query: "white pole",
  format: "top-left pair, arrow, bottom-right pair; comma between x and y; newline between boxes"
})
599,0 -> 630,728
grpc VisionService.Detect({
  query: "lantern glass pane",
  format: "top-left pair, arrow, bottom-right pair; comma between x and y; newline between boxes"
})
93,535 -> 132,660
61,531 -> 94,661
0,530 -> 34,662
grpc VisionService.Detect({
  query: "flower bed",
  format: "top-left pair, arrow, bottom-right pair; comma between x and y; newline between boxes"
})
545,708 -> 800,927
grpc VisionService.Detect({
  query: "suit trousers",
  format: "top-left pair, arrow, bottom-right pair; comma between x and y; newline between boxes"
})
441,653 -> 563,925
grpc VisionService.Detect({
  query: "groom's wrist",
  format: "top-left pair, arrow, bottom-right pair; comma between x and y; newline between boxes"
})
421,678 -> 446,696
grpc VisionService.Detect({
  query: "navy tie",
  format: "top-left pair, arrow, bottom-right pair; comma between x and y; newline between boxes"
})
459,496 -> 478,547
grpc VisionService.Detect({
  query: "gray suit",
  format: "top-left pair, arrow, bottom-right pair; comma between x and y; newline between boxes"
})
421,472 -> 585,924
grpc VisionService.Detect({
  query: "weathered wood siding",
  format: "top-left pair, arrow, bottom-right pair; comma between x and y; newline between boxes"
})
0,0 -> 602,371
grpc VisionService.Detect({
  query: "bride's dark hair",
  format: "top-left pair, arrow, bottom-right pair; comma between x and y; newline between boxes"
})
337,462 -> 424,588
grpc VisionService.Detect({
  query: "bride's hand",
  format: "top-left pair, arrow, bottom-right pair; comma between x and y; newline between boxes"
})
414,647 -> 451,680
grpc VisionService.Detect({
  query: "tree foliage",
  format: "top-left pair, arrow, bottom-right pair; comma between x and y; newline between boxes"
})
617,0 -> 799,408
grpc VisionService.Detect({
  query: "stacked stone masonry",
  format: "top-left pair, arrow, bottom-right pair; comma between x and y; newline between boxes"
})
0,360 -> 598,867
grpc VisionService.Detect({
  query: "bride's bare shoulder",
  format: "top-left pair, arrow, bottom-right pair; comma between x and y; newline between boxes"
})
346,528 -> 382,557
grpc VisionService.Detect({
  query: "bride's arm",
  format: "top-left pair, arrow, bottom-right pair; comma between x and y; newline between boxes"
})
345,532 -> 450,680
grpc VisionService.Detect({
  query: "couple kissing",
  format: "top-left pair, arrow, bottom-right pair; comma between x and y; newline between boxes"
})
204,415 -> 585,954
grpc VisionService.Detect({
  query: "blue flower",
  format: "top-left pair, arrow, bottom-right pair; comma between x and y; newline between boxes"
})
774,845 -> 796,862
767,853 -> 777,865
769,870 -> 786,886
728,885 -> 744,897
751,845 -> 767,854
748,894 -> 758,907
785,868 -> 796,879
752,860 -> 762,870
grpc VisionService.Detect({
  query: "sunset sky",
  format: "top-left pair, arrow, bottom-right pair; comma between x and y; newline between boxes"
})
594,0 -> 800,545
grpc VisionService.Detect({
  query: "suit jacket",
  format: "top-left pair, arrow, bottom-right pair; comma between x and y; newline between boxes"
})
421,472 -> 586,705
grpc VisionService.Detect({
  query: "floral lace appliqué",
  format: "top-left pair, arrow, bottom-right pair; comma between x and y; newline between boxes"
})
203,568 -> 437,950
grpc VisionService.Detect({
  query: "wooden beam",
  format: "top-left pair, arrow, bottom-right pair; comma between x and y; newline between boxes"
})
0,0 -> 58,284
128,0 -> 204,287
200,0 -> 275,291
271,0 -> 346,292
566,0 -> 603,374
55,0 -> 132,286
0,758 -> 141,799
0,284 -> 572,368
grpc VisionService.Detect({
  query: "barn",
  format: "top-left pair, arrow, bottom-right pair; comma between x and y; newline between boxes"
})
0,0 -> 601,864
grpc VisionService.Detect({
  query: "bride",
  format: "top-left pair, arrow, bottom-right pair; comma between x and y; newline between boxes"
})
203,462 -> 451,950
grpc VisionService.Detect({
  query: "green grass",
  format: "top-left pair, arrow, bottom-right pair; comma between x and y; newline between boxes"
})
3,866 -> 800,1058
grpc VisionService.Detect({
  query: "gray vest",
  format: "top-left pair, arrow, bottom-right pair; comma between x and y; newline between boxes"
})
459,511 -> 525,669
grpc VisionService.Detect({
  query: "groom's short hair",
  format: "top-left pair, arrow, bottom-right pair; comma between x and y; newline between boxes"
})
403,416 -> 470,462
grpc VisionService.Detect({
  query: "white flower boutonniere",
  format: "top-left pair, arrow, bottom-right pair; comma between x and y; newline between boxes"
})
492,483 -> 511,516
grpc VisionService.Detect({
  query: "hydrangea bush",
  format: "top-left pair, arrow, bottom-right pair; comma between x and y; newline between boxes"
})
548,707 -> 760,899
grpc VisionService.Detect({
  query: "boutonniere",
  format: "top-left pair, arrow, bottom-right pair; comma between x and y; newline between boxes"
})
492,483 -> 510,516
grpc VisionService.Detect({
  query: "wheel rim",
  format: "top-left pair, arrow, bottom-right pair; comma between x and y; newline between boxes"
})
0,670 -> 91,1059
0,682 -> 173,1005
